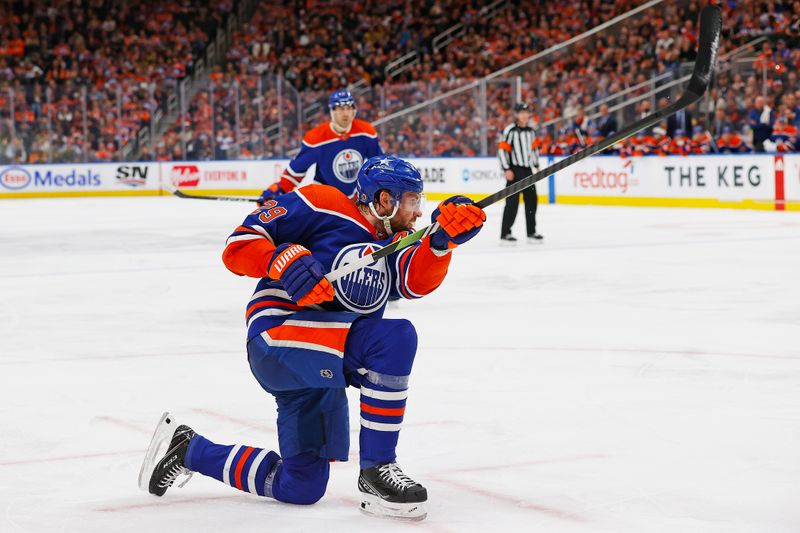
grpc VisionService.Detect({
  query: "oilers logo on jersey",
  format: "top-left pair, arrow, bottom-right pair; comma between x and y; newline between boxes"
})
332,149 -> 363,184
331,242 -> 390,313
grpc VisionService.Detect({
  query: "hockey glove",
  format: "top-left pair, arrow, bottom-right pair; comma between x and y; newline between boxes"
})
257,183 -> 284,206
429,195 -> 486,251
267,243 -> 335,306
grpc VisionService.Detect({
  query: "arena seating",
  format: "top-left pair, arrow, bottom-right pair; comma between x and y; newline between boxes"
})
0,0 -> 798,163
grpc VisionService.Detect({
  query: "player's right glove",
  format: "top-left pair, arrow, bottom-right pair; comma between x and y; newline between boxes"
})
429,195 -> 486,251
267,243 -> 335,306
257,183 -> 284,206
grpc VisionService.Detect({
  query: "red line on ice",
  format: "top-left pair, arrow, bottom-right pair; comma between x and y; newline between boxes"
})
431,476 -> 585,522
0,449 -> 141,467
95,416 -> 151,434
96,495 -> 244,512
190,407 -> 276,433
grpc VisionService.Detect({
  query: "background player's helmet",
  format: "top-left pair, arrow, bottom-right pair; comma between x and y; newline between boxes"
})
513,102 -> 531,112
356,156 -> 423,206
329,89 -> 356,109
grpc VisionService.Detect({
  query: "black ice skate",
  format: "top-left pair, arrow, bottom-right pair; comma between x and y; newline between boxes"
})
358,463 -> 427,521
138,412 -> 195,496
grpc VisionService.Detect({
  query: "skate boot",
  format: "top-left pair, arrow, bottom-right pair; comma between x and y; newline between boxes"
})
138,412 -> 195,496
358,462 -> 427,521
500,234 -> 518,246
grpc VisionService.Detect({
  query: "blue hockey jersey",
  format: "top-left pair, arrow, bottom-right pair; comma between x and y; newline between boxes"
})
277,120 -> 383,198
222,184 -> 451,348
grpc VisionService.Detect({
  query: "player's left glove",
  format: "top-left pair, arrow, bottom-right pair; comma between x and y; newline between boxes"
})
257,183 -> 284,206
429,195 -> 486,251
267,243 -> 335,306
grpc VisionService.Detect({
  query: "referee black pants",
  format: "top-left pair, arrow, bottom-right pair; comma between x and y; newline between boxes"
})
501,165 -> 538,237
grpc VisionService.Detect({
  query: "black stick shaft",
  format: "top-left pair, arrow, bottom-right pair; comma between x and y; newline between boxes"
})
172,190 -> 258,202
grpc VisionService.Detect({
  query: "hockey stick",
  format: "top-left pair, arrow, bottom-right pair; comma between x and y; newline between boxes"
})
161,168 -> 259,203
325,5 -> 721,284
168,188 -> 258,203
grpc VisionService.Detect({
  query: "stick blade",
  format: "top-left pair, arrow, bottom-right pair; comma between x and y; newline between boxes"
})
687,5 -> 722,99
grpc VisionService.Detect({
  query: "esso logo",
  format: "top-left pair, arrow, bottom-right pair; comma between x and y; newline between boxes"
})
170,165 -> 200,188
0,167 -> 32,190
332,149 -> 363,183
331,243 -> 390,314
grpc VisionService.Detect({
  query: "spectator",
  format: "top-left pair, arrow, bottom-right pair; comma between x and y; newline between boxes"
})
710,107 -> 733,137
667,106 -> 693,138
591,103 -> 618,138
748,95 -> 774,152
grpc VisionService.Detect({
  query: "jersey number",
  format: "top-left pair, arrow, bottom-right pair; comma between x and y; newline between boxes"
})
258,200 -> 288,224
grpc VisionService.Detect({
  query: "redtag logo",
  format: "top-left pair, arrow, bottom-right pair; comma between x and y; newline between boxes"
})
170,165 -> 200,188
573,167 -> 630,193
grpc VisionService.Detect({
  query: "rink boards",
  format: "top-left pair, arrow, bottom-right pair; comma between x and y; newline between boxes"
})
0,154 -> 797,211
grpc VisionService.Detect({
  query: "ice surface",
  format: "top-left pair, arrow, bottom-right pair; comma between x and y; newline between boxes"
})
1,197 -> 798,532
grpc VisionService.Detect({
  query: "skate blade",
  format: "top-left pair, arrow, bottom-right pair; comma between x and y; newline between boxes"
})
137,412 -> 178,493
359,493 -> 427,521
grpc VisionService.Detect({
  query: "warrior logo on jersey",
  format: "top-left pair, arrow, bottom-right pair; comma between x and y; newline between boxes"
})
332,149 -> 363,184
331,243 -> 389,313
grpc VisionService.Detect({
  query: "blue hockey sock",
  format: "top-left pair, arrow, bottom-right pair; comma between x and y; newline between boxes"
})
359,377 -> 408,469
345,318 -> 417,470
185,434 -> 280,497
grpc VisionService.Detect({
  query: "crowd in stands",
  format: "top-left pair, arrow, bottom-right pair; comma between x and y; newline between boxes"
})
378,0 -> 800,158
159,0 -> 652,159
0,0 -> 235,164
156,0 -> 800,161
1,0 -> 799,165
521,0 -> 800,155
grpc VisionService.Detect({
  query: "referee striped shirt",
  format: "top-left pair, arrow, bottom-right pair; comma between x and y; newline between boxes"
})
497,123 -> 540,170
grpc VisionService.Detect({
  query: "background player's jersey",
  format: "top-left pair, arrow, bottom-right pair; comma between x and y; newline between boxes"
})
223,184 -> 450,341
278,120 -> 383,197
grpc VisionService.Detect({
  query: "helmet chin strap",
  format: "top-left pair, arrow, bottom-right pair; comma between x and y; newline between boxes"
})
368,201 -> 398,237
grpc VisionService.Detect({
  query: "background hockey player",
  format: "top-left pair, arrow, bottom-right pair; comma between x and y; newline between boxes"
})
715,126 -> 747,153
140,156 -> 486,521
769,114 -> 798,152
257,89 -> 384,203
690,125 -> 716,154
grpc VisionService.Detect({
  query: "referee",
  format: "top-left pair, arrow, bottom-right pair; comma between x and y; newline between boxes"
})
497,102 -> 542,244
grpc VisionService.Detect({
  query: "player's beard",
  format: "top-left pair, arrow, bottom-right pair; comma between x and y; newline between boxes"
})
390,213 -> 417,233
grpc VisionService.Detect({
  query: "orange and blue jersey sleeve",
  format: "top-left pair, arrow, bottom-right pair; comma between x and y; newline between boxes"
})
278,128 -> 326,192
278,143 -> 317,193
367,131 -> 384,158
222,193 -> 315,278
384,232 -> 452,300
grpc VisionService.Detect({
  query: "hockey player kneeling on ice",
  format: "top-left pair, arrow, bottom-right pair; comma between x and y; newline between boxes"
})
139,156 -> 485,520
